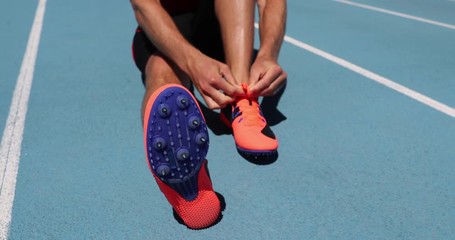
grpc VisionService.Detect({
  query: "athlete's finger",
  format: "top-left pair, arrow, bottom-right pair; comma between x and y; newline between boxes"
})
201,84 -> 235,109
249,66 -> 283,97
260,73 -> 287,96
218,66 -> 244,97
201,93 -> 221,110
209,87 -> 235,109
247,66 -> 263,90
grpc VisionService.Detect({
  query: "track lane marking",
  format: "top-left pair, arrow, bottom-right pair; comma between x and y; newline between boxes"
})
334,0 -> 455,30
0,0 -> 47,238
254,23 -> 455,118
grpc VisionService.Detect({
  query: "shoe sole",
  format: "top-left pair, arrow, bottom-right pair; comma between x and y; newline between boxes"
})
236,147 -> 278,165
144,84 -> 210,200
221,106 -> 279,164
144,85 -> 223,229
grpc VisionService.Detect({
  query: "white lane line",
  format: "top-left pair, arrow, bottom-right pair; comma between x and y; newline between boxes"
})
334,0 -> 455,30
0,0 -> 47,238
283,35 -> 455,118
254,23 -> 455,118
255,23 -> 455,118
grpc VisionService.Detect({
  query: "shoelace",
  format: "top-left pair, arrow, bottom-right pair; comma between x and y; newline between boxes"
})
235,98 -> 265,126
232,83 -> 264,126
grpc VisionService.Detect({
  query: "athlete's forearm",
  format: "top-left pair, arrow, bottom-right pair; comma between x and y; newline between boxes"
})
130,0 -> 200,72
256,0 -> 287,61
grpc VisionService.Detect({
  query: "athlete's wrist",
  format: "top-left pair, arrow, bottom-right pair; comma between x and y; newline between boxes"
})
256,49 -> 279,62
169,45 -> 198,73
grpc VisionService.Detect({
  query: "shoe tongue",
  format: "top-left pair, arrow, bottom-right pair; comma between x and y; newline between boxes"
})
237,98 -> 252,106
236,97 -> 259,107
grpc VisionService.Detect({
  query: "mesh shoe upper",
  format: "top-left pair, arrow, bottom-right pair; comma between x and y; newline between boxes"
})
231,97 -> 278,152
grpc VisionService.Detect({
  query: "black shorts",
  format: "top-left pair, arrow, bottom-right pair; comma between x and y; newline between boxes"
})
132,0 -> 224,83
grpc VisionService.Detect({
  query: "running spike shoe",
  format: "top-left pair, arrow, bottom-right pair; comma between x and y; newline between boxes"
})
143,84 -> 221,229
221,84 -> 278,164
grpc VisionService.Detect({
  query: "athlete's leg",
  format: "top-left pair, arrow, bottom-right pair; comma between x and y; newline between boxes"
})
214,0 -> 255,84
214,0 -> 279,164
139,53 -> 222,230
141,53 -> 190,121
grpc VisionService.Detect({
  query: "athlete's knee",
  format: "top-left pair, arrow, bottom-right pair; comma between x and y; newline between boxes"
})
143,56 -> 179,90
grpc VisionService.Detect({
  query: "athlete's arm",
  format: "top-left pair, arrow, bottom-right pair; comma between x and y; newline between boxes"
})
248,0 -> 287,97
130,0 -> 243,109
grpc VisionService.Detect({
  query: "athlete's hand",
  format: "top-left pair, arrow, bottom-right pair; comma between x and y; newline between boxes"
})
186,53 -> 243,109
248,56 -> 287,97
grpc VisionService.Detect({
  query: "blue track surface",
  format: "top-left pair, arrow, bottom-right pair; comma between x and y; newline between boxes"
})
1,0 -> 454,239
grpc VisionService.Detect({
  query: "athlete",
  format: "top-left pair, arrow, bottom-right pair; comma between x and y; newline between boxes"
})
130,0 -> 287,229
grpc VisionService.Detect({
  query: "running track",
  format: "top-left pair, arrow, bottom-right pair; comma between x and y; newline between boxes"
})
1,0 -> 454,239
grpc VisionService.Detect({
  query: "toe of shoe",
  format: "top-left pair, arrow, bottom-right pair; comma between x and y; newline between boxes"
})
175,190 -> 221,229
234,129 -> 278,152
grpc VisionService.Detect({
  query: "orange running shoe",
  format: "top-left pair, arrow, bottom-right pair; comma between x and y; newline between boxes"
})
143,84 -> 222,229
221,84 -> 278,164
